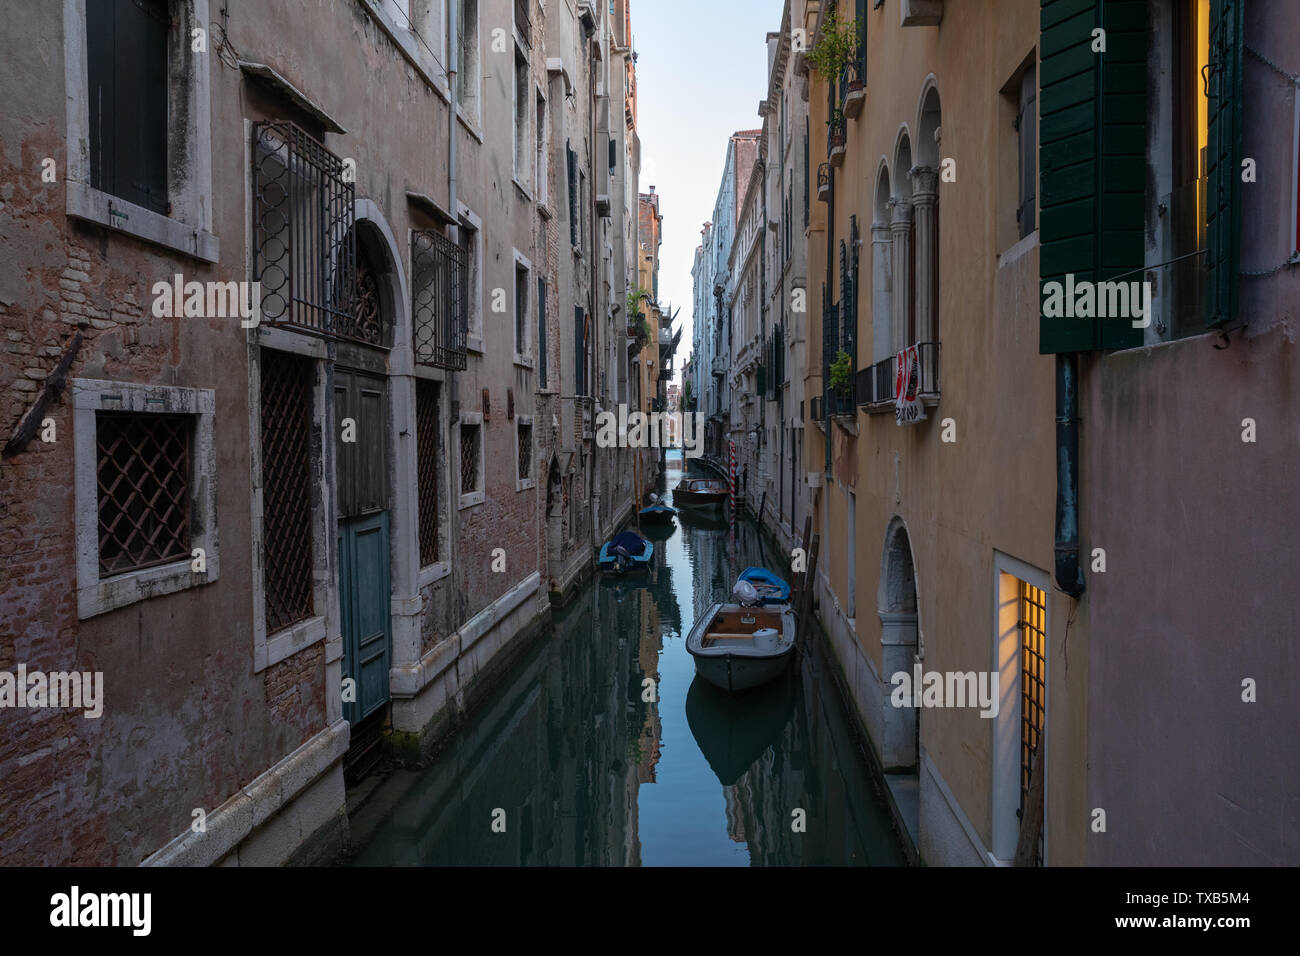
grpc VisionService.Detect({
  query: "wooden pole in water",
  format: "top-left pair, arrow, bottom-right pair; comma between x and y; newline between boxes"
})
797,515 -> 812,597
795,532 -> 820,651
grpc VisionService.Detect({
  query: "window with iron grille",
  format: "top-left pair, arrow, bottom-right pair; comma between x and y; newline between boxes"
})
95,412 -> 193,575
260,349 -> 316,634
460,420 -> 482,496
416,380 -> 441,566
252,119 -> 357,341
517,420 -> 533,483
1019,579 -> 1047,865
412,229 -> 468,370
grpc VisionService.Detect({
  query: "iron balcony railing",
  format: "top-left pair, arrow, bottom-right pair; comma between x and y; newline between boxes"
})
252,119 -> 358,343
827,111 -> 847,157
822,299 -> 855,417
817,163 -> 832,202
411,229 -> 468,371
856,341 -> 942,409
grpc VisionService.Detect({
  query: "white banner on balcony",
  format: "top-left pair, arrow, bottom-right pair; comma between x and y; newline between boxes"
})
894,345 -> 926,426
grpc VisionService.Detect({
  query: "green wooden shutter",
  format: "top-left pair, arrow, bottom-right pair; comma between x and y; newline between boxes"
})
1204,0 -> 1243,328
856,0 -> 869,78
537,276 -> 547,388
1039,0 -> 1148,354
567,142 -> 578,246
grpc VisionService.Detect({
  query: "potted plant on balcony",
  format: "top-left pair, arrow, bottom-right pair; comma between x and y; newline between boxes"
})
626,286 -> 651,330
829,348 -> 853,412
806,7 -> 858,82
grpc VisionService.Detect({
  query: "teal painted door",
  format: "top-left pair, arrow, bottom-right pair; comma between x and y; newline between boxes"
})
340,512 -> 391,724
335,367 -> 392,724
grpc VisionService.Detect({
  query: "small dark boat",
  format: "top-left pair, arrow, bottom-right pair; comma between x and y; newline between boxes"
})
673,477 -> 729,511
738,567 -> 792,605
598,530 -> 653,574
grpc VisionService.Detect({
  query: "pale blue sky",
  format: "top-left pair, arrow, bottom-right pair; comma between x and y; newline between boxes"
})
633,0 -> 785,384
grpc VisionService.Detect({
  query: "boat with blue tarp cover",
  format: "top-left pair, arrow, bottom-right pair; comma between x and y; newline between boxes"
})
738,567 -> 791,605
639,503 -> 678,524
598,530 -> 653,574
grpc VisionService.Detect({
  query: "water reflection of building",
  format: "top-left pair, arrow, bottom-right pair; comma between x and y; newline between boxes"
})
352,578 -> 652,865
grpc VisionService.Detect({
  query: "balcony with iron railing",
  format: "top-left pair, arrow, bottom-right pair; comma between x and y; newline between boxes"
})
821,299 -> 857,420
842,56 -> 866,118
855,342 -> 941,411
827,110 -> 847,167
817,162 -> 832,203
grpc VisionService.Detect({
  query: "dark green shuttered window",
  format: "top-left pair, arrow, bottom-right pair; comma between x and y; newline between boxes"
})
1204,0 -> 1244,329
1039,0 -> 1148,353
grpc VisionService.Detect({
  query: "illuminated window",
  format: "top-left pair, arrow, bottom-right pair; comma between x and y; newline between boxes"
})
1019,579 -> 1047,867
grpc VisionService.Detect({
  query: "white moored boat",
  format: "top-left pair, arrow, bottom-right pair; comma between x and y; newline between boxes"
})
686,600 -> 797,692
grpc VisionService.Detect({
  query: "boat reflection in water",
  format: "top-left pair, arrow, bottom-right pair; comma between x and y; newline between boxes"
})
348,472 -> 906,866
685,675 -> 796,787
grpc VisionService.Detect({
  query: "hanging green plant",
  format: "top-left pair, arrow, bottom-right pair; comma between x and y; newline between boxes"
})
806,7 -> 859,80
626,286 -> 651,319
829,349 -> 853,393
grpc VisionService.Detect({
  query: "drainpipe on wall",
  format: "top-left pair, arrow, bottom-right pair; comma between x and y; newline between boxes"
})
824,168 -> 834,475
1055,353 -> 1085,598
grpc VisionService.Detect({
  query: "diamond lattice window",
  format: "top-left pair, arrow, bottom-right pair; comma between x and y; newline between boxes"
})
460,421 -> 481,495
517,421 -> 532,481
95,413 -> 192,575
260,349 -> 315,633
416,381 -> 440,566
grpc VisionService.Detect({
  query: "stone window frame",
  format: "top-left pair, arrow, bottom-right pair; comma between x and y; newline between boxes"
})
512,248 -> 535,367
458,203 -> 485,353
515,415 -> 536,492
73,378 -> 219,620
455,0 -> 483,134
457,410 -> 485,509
245,337 -> 336,672
366,0 -> 453,101
511,38 -> 533,196
990,551 -> 1051,866
62,0 -> 219,263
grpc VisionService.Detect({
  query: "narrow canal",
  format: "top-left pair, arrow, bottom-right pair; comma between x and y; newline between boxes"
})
348,467 -> 907,866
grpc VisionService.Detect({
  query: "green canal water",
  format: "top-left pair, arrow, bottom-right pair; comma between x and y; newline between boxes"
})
348,470 -> 907,866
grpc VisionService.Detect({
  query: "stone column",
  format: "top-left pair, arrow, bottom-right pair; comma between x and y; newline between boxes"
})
871,221 -> 893,364
910,165 -> 940,349
889,199 -> 914,354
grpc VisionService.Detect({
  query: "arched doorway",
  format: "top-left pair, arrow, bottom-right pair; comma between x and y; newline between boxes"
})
336,221 -> 396,772
878,517 -> 919,772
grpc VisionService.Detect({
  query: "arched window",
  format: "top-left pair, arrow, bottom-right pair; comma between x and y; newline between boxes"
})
914,85 -> 942,391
